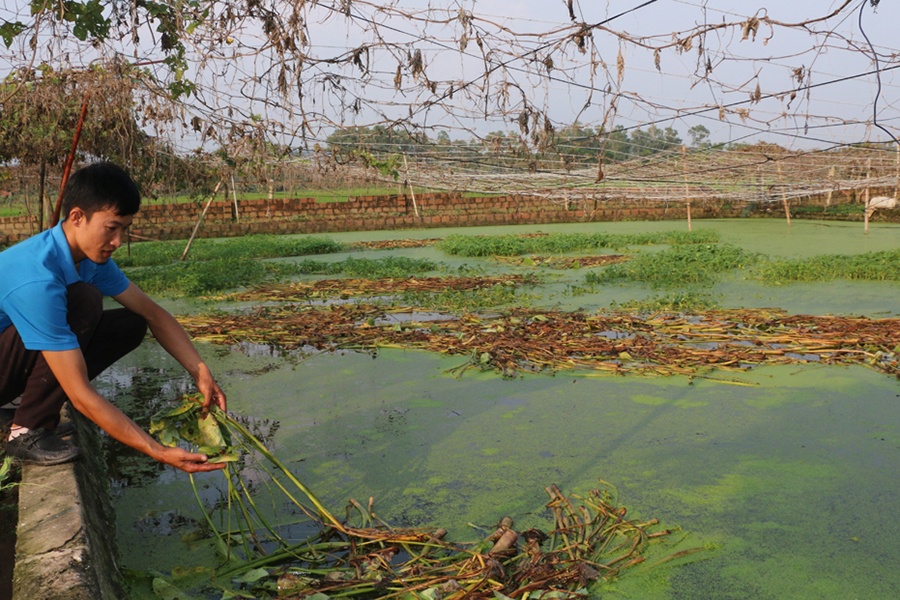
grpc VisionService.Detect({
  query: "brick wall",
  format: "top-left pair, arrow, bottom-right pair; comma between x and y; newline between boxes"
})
123,193 -> 747,242
1,189 -> 895,245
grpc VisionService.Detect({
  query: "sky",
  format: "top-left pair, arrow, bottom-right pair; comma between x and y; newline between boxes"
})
356,0 -> 900,149
1,0 -> 898,151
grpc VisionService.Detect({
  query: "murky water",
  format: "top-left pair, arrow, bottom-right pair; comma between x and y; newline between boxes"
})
96,219 -> 899,598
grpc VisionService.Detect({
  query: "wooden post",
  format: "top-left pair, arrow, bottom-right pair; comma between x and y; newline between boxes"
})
825,165 -> 834,211
895,142 -> 899,199
777,163 -> 791,226
38,159 -> 46,232
181,180 -> 224,261
231,173 -> 240,223
864,159 -> 871,235
404,154 -> 419,217
682,145 -> 692,231
52,90 -> 90,227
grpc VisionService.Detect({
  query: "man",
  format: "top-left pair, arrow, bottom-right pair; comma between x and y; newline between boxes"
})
0,162 -> 226,473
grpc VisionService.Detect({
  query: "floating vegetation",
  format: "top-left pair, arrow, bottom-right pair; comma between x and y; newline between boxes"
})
293,256 -> 438,278
754,249 -> 900,283
127,257 -> 441,298
586,243 -> 759,288
128,258 -> 300,297
437,230 -> 720,257
118,235 -> 345,267
494,255 -> 629,269
219,275 -> 537,303
611,291 -> 722,313
180,305 -> 900,379
148,397 -> 700,599
350,238 -> 442,250
398,283 -> 528,312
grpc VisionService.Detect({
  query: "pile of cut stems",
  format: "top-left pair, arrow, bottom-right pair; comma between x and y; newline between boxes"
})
180,300 -> 900,379
221,274 -> 537,303
152,399 -> 697,599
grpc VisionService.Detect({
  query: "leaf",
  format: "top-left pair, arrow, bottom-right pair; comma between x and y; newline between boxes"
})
232,568 -> 269,584
198,413 -> 226,447
199,446 -> 241,463
0,21 -> 25,47
152,577 -> 193,600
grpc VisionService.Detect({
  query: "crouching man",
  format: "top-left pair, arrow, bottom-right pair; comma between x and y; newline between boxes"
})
0,162 -> 226,473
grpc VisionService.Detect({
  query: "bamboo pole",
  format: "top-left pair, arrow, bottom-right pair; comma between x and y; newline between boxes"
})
864,158 -> 871,235
895,143 -> 899,200
404,154 -> 419,217
181,180 -> 224,261
777,163 -> 791,226
51,91 -> 90,227
231,173 -> 240,223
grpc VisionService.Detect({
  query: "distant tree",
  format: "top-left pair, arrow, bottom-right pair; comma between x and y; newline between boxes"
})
687,124 -> 711,148
556,123 -> 601,163
630,125 -> 681,157
0,61 -> 212,216
326,126 -> 426,160
0,63 -> 149,227
602,126 -> 632,162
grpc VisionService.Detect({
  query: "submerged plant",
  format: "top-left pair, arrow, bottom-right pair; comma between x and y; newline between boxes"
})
148,396 -> 701,599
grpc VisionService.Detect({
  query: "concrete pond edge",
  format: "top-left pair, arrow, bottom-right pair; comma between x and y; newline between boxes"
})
12,409 -> 123,600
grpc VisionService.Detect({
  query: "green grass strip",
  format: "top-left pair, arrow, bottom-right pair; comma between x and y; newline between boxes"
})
755,249 -> 900,283
125,256 -> 438,297
436,229 -> 719,257
117,235 -> 345,267
586,243 -> 759,288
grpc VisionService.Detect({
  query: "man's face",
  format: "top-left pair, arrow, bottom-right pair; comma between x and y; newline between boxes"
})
68,206 -> 134,264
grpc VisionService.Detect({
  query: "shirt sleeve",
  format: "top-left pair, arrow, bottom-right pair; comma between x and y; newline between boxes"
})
80,259 -> 131,296
2,280 -> 79,351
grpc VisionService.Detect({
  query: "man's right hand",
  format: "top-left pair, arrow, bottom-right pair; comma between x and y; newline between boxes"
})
156,445 -> 227,473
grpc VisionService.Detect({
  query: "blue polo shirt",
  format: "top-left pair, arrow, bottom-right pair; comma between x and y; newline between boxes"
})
0,221 -> 130,351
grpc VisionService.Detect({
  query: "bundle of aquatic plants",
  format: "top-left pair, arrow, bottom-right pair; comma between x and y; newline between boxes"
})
150,396 -> 700,599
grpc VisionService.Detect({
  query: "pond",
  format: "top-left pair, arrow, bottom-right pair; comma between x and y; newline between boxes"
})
95,219 -> 899,599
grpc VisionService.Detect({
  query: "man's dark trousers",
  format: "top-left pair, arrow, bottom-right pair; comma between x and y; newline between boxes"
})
0,282 -> 147,431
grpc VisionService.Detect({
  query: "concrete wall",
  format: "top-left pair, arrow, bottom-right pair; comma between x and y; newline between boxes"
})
12,411 -> 123,600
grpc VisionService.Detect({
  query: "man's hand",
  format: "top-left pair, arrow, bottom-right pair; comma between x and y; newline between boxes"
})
115,283 -> 228,413
196,366 -> 227,413
156,445 -> 227,473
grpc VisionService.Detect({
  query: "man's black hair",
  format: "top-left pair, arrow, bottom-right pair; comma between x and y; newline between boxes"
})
61,162 -> 141,218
